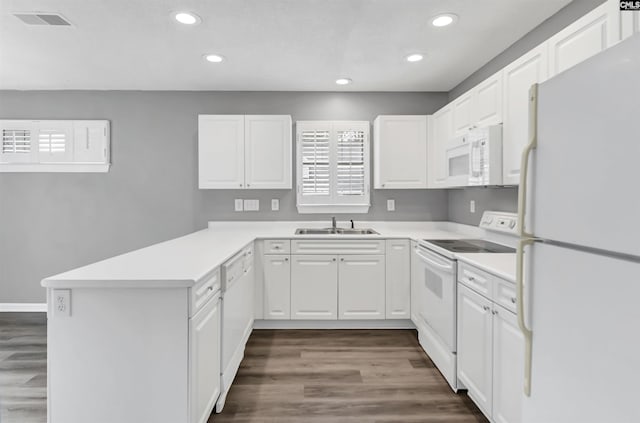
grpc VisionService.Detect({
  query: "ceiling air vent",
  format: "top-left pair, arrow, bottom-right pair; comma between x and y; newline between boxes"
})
13,13 -> 72,26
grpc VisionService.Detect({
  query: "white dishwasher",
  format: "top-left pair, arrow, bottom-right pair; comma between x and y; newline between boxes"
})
217,243 -> 254,412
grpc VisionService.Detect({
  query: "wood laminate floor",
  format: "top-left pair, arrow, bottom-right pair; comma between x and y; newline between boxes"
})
0,314 -> 487,423
213,329 -> 488,423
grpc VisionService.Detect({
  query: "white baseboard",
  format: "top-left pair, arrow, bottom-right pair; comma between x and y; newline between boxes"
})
0,303 -> 47,312
253,319 -> 415,330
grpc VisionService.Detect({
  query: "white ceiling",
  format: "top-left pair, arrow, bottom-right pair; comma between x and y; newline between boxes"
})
0,0 -> 572,91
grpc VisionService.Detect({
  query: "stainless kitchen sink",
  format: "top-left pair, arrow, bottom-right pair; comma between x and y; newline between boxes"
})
294,228 -> 379,235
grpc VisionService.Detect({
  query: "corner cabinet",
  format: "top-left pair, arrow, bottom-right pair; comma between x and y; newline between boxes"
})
502,44 -> 548,186
198,115 -> 292,189
373,115 -> 428,189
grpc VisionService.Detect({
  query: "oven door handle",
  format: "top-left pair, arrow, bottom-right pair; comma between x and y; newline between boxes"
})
415,249 -> 454,273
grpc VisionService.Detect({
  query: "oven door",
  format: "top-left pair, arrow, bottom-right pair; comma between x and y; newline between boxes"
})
445,134 -> 470,187
413,244 -> 457,350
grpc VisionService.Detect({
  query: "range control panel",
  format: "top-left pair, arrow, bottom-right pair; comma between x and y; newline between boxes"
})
479,211 -> 519,235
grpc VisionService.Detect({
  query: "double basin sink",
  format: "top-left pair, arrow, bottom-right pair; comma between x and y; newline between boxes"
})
295,228 -> 379,235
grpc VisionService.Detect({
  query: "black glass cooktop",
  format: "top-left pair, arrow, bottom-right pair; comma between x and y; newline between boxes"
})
423,239 -> 515,254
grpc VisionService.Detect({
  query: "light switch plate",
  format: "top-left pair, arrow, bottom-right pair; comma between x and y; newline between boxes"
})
470,200 -> 476,213
244,199 -> 259,211
271,199 -> 279,211
387,199 -> 395,212
53,289 -> 71,317
234,199 -> 243,212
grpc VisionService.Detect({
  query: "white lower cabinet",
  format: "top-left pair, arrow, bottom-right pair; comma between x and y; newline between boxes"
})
457,284 -> 493,415
492,305 -> 525,423
338,254 -> 385,319
263,254 -> 291,319
385,239 -> 411,319
291,254 -> 338,320
457,264 -> 524,423
189,293 -> 221,423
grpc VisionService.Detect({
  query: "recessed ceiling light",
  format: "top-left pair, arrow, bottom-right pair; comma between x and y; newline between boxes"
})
204,54 -> 224,63
406,53 -> 424,63
335,78 -> 352,85
174,12 -> 201,25
431,13 -> 458,27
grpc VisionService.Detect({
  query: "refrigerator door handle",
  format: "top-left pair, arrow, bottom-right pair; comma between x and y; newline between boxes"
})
517,83 -> 539,239
517,237 -> 537,397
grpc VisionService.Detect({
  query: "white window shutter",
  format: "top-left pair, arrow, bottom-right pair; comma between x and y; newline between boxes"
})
1,127 -> 32,163
300,128 -> 331,196
35,122 -> 73,163
336,129 -> 366,196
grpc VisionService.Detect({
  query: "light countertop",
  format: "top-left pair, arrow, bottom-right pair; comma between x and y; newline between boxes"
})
42,220 -> 515,288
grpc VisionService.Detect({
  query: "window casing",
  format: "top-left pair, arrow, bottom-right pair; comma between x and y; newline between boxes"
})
296,121 -> 370,213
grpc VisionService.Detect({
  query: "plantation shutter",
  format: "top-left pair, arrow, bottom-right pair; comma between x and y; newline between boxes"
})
36,123 -> 73,163
297,121 -> 370,213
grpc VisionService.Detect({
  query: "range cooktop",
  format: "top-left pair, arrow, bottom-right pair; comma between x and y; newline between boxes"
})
423,239 -> 516,254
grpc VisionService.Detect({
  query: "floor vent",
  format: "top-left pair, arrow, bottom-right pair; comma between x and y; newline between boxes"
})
13,13 -> 72,26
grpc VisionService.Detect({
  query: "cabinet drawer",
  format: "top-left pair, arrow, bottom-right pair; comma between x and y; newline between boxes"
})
458,262 -> 494,299
494,277 -> 517,314
190,267 -> 221,317
223,251 -> 245,291
243,244 -> 254,271
292,240 -> 385,255
263,239 -> 290,254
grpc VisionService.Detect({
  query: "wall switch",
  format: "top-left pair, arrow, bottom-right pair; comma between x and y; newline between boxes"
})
234,199 -> 244,212
271,199 -> 280,211
53,289 -> 71,317
470,200 -> 476,213
387,199 -> 396,212
244,199 -> 259,211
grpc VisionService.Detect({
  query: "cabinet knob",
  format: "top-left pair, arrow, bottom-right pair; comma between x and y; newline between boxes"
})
239,183 -> 243,187
208,286 -> 214,291
274,245 -> 281,249
511,297 -> 517,304
468,276 -> 475,282
483,306 -> 490,311
340,258 -> 345,262
247,184 -> 250,187
382,183 -> 386,187
332,258 -> 336,262
492,310 -> 498,315
284,257 -> 289,261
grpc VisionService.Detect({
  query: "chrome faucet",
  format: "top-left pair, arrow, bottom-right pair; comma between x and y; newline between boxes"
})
331,216 -> 337,229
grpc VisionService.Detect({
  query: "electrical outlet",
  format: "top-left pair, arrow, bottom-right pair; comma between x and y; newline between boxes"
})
244,199 -> 259,211
271,199 -> 279,211
53,289 -> 71,317
234,199 -> 243,212
470,200 -> 476,213
387,199 -> 395,212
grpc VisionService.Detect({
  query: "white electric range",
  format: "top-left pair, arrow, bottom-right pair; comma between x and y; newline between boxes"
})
411,211 -> 518,391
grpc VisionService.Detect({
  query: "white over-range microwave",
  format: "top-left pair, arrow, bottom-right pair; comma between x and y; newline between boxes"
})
445,124 -> 503,186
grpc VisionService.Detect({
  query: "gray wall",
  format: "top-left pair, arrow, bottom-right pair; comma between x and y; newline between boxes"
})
447,188 -> 519,226
0,91 -> 448,303
449,0 -> 606,99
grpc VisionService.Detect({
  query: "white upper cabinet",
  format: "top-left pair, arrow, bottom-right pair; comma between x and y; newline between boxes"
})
199,115 -> 245,189
620,9 -> 640,39
373,115 -> 427,189
547,0 -> 620,77
428,106 -> 452,188
244,115 -> 292,189
474,71 -> 504,128
502,44 -> 548,186
452,91 -> 475,136
73,121 -> 109,164
198,114 -> 292,189
338,254 -> 386,320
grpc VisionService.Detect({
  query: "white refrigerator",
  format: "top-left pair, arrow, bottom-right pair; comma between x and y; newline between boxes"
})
517,34 -> 640,423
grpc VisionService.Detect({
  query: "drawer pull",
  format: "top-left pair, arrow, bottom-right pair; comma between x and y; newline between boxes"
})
483,306 -> 490,311
468,276 -> 476,282
274,245 -> 281,249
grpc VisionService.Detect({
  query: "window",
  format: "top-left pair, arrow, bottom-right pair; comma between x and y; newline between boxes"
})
0,120 -> 110,172
296,121 -> 370,213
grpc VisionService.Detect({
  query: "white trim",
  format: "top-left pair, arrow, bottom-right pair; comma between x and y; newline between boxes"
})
0,163 -> 110,173
253,319 -> 415,330
0,303 -> 47,312
296,204 -> 371,214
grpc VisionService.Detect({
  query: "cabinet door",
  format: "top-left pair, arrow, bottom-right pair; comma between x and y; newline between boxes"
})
198,115 -> 245,189
548,0 -> 620,77
245,115 -> 292,189
291,255 -> 338,320
263,254 -> 291,320
73,121 -> 109,163
452,91 -> 475,136
475,71 -> 503,128
338,254 -> 385,320
621,9 -> 640,40
428,105 -> 453,188
457,284 -> 493,416
190,295 -> 221,423
385,239 -> 410,319
373,115 -> 427,189
492,306 -> 524,423
502,45 -> 548,185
